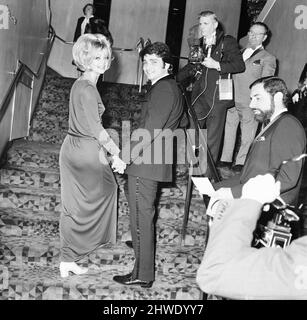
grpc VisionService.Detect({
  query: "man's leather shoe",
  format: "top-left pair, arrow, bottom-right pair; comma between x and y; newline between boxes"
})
113,273 -> 153,288
125,240 -> 133,249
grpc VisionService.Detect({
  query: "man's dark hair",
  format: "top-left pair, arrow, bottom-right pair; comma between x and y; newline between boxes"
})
82,3 -> 96,15
250,22 -> 271,45
140,42 -> 173,66
250,76 -> 290,106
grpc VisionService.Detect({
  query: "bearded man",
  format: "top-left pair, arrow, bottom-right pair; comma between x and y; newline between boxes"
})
213,76 -> 306,205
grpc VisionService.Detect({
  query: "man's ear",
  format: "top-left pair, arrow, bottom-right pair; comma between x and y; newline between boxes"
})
274,92 -> 283,105
165,62 -> 170,70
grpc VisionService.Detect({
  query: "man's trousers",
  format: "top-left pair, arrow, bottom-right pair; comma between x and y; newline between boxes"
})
127,175 -> 158,282
220,103 -> 259,165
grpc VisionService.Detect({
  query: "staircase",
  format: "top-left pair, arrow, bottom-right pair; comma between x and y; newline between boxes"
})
0,68 -> 208,300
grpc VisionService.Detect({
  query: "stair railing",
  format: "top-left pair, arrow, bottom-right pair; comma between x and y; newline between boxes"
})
52,30 -> 148,91
0,27 -> 55,125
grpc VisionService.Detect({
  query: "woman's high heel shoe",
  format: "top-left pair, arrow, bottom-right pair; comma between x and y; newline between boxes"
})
59,261 -> 88,278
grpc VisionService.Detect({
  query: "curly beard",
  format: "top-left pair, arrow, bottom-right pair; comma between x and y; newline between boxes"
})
252,97 -> 275,123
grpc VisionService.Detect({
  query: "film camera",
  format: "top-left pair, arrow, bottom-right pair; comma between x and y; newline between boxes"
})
253,153 -> 307,248
252,198 -> 301,248
188,45 -> 205,64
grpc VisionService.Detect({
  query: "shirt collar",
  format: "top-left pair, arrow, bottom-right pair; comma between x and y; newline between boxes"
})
151,73 -> 170,86
270,108 -> 287,122
247,44 -> 263,51
84,15 -> 94,21
204,32 -> 216,46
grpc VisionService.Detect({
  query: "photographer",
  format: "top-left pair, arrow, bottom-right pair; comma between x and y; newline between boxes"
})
177,11 -> 245,167
196,174 -> 307,300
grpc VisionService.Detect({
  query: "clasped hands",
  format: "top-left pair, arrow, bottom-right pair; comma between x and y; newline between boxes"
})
111,154 -> 126,174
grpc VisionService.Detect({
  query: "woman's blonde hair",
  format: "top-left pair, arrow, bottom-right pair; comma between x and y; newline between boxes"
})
72,33 -> 111,72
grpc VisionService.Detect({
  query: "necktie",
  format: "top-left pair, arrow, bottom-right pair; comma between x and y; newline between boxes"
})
262,119 -> 270,129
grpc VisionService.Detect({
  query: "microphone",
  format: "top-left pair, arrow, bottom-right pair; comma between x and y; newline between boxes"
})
144,38 -> 151,47
135,37 -> 144,49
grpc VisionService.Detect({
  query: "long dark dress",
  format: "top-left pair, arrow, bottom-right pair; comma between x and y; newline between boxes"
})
59,79 -> 118,262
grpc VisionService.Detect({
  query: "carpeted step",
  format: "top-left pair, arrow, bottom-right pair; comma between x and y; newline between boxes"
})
28,129 -> 67,144
6,140 -> 60,170
0,232 -> 205,278
0,165 -> 194,198
0,167 -> 61,190
31,117 -> 69,133
36,100 -> 69,115
0,263 -> 202,300
0,185 -> 61,213
0,183 -> 206,224
39,81 -> 71,103
0,205 -> 208,247
6,141 -> 190,184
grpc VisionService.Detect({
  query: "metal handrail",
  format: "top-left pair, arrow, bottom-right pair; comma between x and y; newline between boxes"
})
0,27 -> 55,123
52,26 -> 135,52
51,31 -> 189,90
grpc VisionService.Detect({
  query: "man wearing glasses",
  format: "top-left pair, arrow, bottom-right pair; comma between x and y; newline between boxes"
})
220,22 -> 276,173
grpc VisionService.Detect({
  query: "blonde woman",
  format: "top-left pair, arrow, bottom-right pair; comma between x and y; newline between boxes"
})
59,34 -> 126,277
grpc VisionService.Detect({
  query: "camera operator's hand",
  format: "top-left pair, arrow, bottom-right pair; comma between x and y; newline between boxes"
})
241,174 -> 281,204
202,57 -> 220,70
205,187 -> 233,219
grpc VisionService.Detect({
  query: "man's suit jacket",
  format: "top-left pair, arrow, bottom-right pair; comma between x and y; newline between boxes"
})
234,48 -> 276,106
73,16 -> 95,42
125,75 -> 184,182
214,112 -> 306,204
177,29 -> 245,117
196,198 -> 307,299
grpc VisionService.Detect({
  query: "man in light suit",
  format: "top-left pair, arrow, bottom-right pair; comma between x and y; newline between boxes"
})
214,77 -> 306,206
113,42 -> 185,288
197,174 -> 307,300
220,22 -> 276,172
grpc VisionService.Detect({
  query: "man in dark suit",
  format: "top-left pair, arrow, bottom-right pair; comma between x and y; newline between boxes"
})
214,77 -> 306,206
197,174 -> 307,300
73,3 -> 95,42
177,10 -> 245,168
113,42 -> 185,288
220,22 -> 276,172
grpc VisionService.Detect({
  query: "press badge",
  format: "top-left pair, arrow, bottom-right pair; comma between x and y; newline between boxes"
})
218,74 -> 233,100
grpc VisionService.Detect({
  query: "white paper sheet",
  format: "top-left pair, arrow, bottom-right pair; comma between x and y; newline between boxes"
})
192,177 -> 216,196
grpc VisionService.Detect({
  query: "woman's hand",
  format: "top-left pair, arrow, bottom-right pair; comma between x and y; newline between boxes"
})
111,155 -> 126,174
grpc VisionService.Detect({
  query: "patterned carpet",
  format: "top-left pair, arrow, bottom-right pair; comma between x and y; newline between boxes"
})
0,68 -> 209,300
